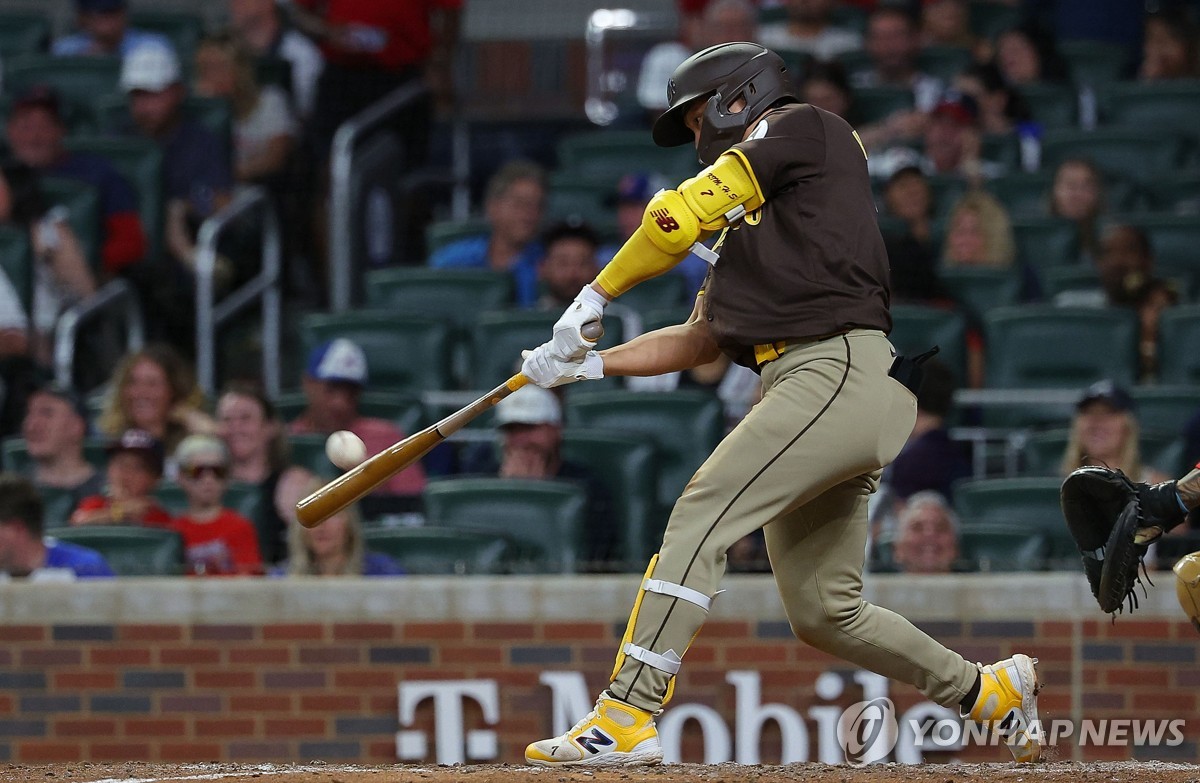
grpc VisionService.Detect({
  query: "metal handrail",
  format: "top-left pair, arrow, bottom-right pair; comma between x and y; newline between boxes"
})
329,81 -> 429,313
54,278 -> 145,388
195,186 -> 282,398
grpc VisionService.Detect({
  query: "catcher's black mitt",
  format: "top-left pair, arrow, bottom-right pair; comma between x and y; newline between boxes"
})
1060,467 -> 1187,614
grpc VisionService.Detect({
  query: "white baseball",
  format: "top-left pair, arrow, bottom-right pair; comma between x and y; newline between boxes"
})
325,430 -> 367,470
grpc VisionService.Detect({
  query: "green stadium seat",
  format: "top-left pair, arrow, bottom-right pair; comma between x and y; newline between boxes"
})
126,10 -> 204,64
1115,215 -> 1200,295
469,310 -> 624,390
425,218 -> 489,253
0,225 -> 33,313
1018,428 -> 1069,477
64,137 -> 163,261
888,304 -> 967,384
40,177 -> 102,272
1059,41 -> 1130,88
362,526 -> 516,575
918,46 -> 973,83
422,477 -> 588,572
1140,173 -> 1200,214
953,476 -> 1063,531
616,274 -> 689,315
301,312 -> 454,393
851,86 -> 914,125
1041,265 -> 1099,299
1103,80 -> 1200,143
986,172 -> 1053,218
0,13 -> 50,59
968,3 -> 1021,39
926,174 -> 969,220
35,486 -> 79,530
274,390 -> 425,434
287,433 -> 336,478
1010,217 -> 1079,270
51,526 -> 184,576
566,390 -> 723,512
561,429 -> 658,568
1130,386 -> 1200,434
937,267 -> 1021,324
1,437 -> 108,474
365,268 -> 513,331
832,49 -> 873,79
1041,129 -> 1186,185
558,131 -> 697,188
1020,82 -> 1079,129
640,307 -> 695,334
545,177 -> 614,223
959,523 -> 1049,572
829,5 -> 867,34
1158,306 -> 1200,385
4,55 -> 122,110
983,306 -> 1139,388
980,133 -> 1020,170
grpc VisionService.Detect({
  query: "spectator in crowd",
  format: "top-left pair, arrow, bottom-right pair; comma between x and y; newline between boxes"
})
120,45 -> 234,275
216,383 -> 315,565
891,490 -> 962,575
276,477 -> 403,576
879,165 -> 942,302
992,24 -> 1068,86
52,0 -> 173,59
538,220 -> 601,310
428,161 -> 545,307
798,60 -> 854,122
942,190 -> 1017,270
229,0 -> 325,118
1049,158 -> 1104,261
921,0 -> 975,50
869,93 -> 1001,181
70,428 -> 171,527
1140,7 -> 1199,81
852,5 -> 942,109
954,62 -> 1032,137
0,474 -> 114,579
193,32 -> 298,187
20,382 -> 103,505
1060,380 -> 1169,484
1099,225 -> 1178,380
170,434 -> 263,576
98,344 -> 216,459
4,86 -> 147,275
886,359 -> 971,503
289,339 -> 426,500
0,162 -> 95,366
460,386 -> 616,568
0,268 -> 32,438
284,0 -> 459,161
758,0 -> 863,61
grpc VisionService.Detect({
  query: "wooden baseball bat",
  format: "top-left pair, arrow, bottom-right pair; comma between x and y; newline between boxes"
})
294,321 -> 604,528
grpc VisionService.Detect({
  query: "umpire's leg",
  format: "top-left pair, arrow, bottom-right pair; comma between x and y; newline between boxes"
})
765,473 -> 979,707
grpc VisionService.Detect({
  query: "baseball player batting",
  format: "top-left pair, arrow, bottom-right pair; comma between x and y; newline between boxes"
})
517,42 -> 1041,767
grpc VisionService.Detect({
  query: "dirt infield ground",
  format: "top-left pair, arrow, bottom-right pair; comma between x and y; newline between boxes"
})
5,761 -> 1199,783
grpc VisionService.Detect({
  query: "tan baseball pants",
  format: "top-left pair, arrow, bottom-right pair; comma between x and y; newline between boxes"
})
608,329 -> 979,712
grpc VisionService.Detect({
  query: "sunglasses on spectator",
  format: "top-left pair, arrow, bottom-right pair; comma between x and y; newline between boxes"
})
181,464 -> 228,481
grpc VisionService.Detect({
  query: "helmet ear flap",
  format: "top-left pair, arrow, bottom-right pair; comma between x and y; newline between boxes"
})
697,92 -> 749,165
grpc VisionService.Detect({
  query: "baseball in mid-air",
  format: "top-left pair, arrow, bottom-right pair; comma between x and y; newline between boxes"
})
325,430 -> 367,470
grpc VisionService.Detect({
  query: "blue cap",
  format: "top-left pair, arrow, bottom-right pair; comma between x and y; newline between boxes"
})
306,339 -> 368,386
1078,380 -> 1134,413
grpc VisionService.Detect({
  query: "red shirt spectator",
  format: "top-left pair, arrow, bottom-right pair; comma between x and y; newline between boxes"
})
172,507 -> 263,575
292,0 -> 461,71
71,429 -> 171,527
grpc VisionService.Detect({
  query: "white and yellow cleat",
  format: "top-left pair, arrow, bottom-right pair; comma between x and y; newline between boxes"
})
525,696 -> 662,767
965,653 -> 1044,763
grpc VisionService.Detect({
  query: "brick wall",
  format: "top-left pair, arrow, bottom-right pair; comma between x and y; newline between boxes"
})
1,612 -> 1197,765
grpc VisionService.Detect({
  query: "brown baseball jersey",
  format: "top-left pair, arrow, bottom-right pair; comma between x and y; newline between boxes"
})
702,103 -> 891,368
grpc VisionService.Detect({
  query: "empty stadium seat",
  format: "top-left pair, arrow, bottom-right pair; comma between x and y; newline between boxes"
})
1010,217 -> 1078,270
561,430 -> 658,568
937,267 -> 1021,324
301,312 -> 454,393
1041,265 -> 1099,299
287,433 -> 337,478
926,174 -> 968,220
1059,41 -> 1130,88
1116,215 -> 1200,295
851,86 -> 914,125
275,390 -> 425,434
422,477 -> 588,572
987,172 -> 1052,218
557,131 -> 696,188
959,523 -> 1049,572
425,218 -> 489,253
0,13 -> 50,59
968,2 -> 1021,38
545,176 -> 613,223
40,177 -> 102,272
0,225 -> 33,312
1158,306 -> 1200,385
566,390 -> 723,512
5,55 -> 122,109
888,304 -> 967,383
1041,129 -> 1186,185
64,137 -> 164,261
365,268 -> 513,331
1018,429 -> 1069,477
953,476 -> 1063,532
469,310 -> 624,390
1130,386 -> 1200,435
984,306 -> 1139,388
980,133 -> 1020,170
51,526 -> 184,576
616,273 -> 689,315
640,307 -> 695,334
1141,173 -> 1200,214
1020,82 -> 1079,129
362,526 -> 516,574
1103,80 -> 1200,143
917,46 -> 972,82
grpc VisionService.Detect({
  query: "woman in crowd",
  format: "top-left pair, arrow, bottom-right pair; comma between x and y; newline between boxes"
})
992,24 -> 1068,86
275,477 -> 404,577
216,382 -> 315,564
1048,158 -> 1104,262
98,344 -> 216,459
1060,381 -> 1168,484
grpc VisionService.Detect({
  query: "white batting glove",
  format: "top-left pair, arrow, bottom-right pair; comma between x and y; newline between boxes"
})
549,285 -> 608,361
521,343 -> 604,388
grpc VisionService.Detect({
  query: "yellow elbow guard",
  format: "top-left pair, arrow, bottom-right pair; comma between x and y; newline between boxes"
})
595,225 -> 690,297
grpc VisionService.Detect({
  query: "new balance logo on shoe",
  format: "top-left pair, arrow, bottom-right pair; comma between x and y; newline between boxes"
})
575,728 -> 615,754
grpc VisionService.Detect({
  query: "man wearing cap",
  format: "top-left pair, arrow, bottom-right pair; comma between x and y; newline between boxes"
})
70,429 -> 171,527
537,221 -> 602,311
0,474 -> 114,579
5,86 -> 147,275
289,339 -> 425,500
20,383 -> 103,507
52,0 -> 173,59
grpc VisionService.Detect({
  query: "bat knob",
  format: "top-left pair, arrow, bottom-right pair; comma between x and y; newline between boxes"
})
581,320 -> 604,341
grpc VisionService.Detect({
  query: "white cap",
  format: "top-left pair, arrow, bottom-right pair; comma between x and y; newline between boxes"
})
307,338 -> 369,386
120,44 -> 181,93
494,386 -> 562,427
